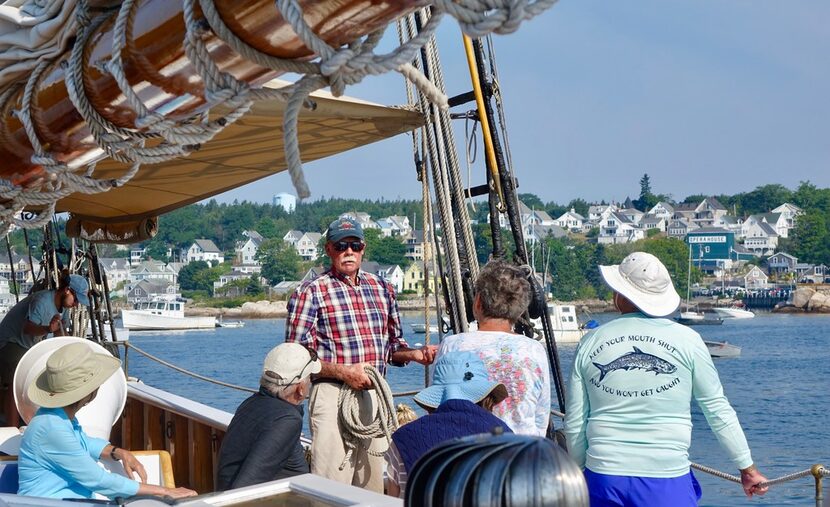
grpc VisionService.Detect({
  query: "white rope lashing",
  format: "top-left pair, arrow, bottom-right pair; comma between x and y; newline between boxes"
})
0,0 -> 558,234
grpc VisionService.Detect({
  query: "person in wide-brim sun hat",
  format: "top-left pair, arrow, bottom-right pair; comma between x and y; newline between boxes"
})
598,251 -> 681,318
385,351 -> 512,499
18,342 -> 198,500
413,351 -> 508,410
28,342 -> 121,408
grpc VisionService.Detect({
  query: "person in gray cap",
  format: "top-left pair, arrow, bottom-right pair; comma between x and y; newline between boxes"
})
286,216 -> 437,493
564,252 -> 768,506
216,343 -> 322,490
0,273 -> 90,426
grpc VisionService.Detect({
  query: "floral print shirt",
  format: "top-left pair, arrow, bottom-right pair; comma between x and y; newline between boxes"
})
437,331 -> 550,436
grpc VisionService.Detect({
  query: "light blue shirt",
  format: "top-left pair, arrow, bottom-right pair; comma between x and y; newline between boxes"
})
0,290 -> 66,350
564,313 -> 753,478
17,408 -> 140,499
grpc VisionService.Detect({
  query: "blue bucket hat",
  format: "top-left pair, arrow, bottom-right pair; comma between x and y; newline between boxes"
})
414,352 -> 508,410
326,217 -> 364,243
67,274 -> 90,306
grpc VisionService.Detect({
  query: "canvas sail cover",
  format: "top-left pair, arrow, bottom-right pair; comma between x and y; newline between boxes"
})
0,0 -> 78,90
57,82 -> 423,227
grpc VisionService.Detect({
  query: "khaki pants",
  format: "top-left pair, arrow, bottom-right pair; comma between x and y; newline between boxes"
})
308,382 -> 385,493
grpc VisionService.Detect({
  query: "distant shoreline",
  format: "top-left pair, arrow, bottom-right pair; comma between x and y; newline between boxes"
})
171,296 -> 618,319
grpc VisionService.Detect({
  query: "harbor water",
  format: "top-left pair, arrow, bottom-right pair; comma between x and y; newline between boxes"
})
124,312 -> 829,506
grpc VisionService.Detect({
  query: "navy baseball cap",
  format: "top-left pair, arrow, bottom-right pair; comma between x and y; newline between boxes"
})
68,274 -> 90,306
326,217 -> 364,243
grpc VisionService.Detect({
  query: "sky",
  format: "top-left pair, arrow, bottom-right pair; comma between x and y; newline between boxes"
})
215,1 -> 830,207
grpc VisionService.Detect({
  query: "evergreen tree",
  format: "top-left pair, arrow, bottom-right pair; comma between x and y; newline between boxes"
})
257,239 -> 303,284
634,173 -> 657,211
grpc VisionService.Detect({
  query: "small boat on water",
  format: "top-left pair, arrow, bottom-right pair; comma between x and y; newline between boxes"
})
121,297 -> 217,331
712,306 -> 755,319
705,340 -> 742,358
216,319 -> 245,328
676,314 -> 724,326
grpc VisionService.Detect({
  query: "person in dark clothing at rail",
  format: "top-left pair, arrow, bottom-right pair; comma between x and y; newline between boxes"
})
216,343 -> 321,491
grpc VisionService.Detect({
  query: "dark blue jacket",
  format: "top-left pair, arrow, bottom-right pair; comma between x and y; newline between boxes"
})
391,399 -> 512,472
216,388 -> 308,491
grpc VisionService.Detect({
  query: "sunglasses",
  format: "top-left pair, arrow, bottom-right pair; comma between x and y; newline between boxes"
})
332,240 -> 365,252
284,347 -> 319,386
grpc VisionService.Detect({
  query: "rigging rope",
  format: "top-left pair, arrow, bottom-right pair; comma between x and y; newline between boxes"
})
336,366 -> 398,470
0,0 -> 558,235
125,342 -> 257,393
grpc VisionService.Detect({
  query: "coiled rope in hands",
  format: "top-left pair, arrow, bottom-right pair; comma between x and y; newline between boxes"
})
337,365 -> 398,471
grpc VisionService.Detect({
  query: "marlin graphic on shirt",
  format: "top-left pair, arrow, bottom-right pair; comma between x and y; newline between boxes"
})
593,346 -> 677,382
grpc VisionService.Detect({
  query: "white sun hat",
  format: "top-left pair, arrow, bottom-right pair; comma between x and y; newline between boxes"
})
15,337 -> 127,440
599,251 -> 681,317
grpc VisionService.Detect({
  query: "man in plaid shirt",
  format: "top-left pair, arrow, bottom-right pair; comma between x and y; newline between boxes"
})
286,217 -> 437,493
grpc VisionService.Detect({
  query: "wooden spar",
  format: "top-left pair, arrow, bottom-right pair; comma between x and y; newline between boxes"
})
0,0 -> 421,188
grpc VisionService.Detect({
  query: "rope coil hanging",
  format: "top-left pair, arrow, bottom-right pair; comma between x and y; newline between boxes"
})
0,0 -> 558,236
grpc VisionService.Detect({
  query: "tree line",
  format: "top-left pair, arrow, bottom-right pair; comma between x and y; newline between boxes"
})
5,180 -> 828,298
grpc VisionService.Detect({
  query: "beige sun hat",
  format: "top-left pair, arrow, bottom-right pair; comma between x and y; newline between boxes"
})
599,251 -> 681,318
28,342 -> 121,408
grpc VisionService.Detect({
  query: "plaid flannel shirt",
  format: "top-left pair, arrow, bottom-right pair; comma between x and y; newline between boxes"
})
285,268 -> 407,375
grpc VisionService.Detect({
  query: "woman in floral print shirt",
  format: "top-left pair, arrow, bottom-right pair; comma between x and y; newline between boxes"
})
436,260 -> 551,436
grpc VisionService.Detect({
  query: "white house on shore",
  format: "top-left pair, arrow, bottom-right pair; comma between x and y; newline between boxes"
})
554,208 -> 585,232
597,211 -> 645,244
184,239 -> 224,265
235,230 -> 264,265
296,232 -> 322,261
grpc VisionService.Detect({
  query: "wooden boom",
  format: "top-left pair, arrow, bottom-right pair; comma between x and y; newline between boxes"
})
0,0 -> 420,187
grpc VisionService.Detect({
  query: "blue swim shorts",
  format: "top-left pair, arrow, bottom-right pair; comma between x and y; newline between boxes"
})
584,468 -> 702,507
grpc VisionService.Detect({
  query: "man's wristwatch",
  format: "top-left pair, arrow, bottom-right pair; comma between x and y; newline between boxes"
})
110,447 -> 120,461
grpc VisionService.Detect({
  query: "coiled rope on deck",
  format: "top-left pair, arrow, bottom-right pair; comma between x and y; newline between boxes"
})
337,365 -> 398,471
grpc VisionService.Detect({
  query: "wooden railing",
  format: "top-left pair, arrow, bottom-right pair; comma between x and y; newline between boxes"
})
112,382 -> 230,493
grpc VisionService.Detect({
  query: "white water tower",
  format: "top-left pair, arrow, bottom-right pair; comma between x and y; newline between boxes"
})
272,192 -> 296,213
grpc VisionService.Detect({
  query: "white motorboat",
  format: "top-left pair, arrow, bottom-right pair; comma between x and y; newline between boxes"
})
121,297 -> 217,330
533,304 -> 587,344
705,340 -> 742,358
217,316 -> 245,328
679,310 -> 705,321
712,306 -> 755,319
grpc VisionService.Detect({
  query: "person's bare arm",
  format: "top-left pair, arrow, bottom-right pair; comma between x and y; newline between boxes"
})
318,361 -> 372,389
390,345 -> 438,366
23,314 -> 61,337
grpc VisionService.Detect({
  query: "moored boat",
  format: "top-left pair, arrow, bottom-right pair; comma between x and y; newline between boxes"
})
121,297 -> 217,330
704,340 -> 742,358
216,319 -> 245,328
675,315 -> 724,326
533,304 -> 588,344
712,306 -> 755,319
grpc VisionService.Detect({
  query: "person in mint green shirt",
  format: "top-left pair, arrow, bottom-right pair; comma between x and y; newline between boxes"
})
564,252 -> 768,506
